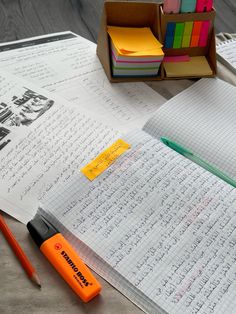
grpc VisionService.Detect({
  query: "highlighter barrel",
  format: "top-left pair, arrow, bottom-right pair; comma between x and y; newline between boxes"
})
196,0 -> 213,12
163,0 -> 181,13
27,215 -> 101,302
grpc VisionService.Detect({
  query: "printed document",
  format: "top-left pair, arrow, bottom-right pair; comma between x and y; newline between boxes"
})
0,71 -> 120,223
0,32 -> 166,131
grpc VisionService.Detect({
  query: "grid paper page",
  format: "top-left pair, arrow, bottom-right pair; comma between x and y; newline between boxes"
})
40,206 -> 167,314
143,78 -> 236,181
41,130 -> 236,314
216,39 -> 236,75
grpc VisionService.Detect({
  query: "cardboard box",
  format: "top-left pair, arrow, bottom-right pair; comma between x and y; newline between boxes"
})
160,5 -> 217,79
97,0 -> 217,82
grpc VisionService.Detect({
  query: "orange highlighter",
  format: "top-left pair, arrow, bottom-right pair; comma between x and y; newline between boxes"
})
27,215 -> 101,302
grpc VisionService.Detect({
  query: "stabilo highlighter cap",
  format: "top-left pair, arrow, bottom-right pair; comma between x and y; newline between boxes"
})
27,214 -> 58,247
27,215 -> 102,302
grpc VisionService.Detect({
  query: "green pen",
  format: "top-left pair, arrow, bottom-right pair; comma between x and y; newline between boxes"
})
160,137 -> 236,188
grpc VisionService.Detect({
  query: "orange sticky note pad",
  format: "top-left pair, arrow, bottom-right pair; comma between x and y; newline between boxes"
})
107,26 -> 163,57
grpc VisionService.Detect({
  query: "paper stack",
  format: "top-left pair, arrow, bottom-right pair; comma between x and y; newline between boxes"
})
107,26 -> 164,77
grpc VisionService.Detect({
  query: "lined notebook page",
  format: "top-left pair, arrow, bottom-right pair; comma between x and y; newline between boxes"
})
216,39 -> 236,74
143,78 -> 236,181
40,130 -> 236,314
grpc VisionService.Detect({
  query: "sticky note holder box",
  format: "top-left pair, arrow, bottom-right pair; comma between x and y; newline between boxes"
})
97,0 -> 162,83
160,5 -> 217,79
96,0 -> 217,82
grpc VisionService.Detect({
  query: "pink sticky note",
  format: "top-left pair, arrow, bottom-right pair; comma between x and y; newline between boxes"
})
199,21 -> 210,47
163,55 -> 190,62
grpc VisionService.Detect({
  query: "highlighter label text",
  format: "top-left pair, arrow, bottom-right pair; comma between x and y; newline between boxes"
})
61,250 -> 91,287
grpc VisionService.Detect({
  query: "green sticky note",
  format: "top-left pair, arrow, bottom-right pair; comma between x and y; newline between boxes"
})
173,23 -> 185,49
182,21 -> 193,48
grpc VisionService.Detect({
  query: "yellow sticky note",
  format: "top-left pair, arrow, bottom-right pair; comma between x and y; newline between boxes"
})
163,56 -> 213,77
81,139 -> 131,181
107,26 -> 163,56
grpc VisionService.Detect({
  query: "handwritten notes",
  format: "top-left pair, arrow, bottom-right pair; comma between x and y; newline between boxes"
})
41,130 -> 236,314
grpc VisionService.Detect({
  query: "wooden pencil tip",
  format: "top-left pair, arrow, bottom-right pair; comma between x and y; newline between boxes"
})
31,272 -> 41,288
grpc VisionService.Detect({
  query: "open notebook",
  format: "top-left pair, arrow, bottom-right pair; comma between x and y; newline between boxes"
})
39,78 -> 236,314
216,38 -> 236,75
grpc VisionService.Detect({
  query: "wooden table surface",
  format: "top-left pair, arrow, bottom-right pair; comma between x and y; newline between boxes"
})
0,1 -> 235,313
0,214 -> 146,314
0,0 -> 235,45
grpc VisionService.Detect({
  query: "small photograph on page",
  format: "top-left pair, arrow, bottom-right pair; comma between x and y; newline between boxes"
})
0,126 -> 11,150
0,88 -> 54,127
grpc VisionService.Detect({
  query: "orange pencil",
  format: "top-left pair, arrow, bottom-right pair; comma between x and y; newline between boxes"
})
0,213 -> 41,287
